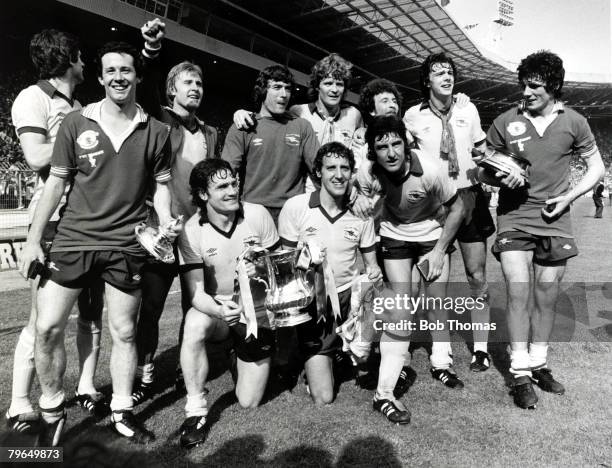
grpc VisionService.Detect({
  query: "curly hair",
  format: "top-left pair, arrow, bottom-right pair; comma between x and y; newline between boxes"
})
189,159 -> 237,224
358,78 -> 403,121
165,61 -> 203,105
419,52 -> 458,100
30,29 -> 80,79
517,50 -> 565,98
96,41 -> 144,78
307,53 -> 353,101
365,115 -> 409,162
253,65 -> 295,107
313,142 -> 356,182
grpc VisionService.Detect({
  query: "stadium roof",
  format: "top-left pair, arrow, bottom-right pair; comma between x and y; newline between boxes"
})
206,0 -> 612,118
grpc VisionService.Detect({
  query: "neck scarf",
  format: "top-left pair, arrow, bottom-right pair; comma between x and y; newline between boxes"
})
428,100 -> 459,176
316,103 -> 340,145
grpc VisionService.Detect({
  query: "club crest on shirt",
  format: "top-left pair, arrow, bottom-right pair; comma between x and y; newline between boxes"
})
76,130 -> 99,150
406,191 -> 427,203
343,226 -> 359,241
507,121 -> 527,137
243,235 -> 261,247
285,134 -> 301,146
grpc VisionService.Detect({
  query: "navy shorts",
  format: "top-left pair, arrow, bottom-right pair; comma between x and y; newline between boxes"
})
296,288 -> 352,360
456,185 -> 496,243
380,236 -> 456,261
45,250 -> 146,291
230,322 -> 275,363
33,222 -> 104,321
492,231 -> 578,265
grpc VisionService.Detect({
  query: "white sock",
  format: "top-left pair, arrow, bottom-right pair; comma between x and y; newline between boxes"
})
430,341 -> 453,370
402,354 -> 412,368
39,390 -> 66,423
376,340 -> 409,400
185,392 -> 208,418
141,363 -> 155,384
473,342 -> 488,353
529,343 -> 548,370
470,284 -> 490,353
510,349 -> 531,378
9,328 -> 35,416
110,394 -> 134,413
76,318 -> 101,395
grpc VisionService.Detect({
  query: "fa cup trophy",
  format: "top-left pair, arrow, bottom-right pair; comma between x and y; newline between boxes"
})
237,246 -> 317,330
255,248 -> 316,327
135,216 -> 183,264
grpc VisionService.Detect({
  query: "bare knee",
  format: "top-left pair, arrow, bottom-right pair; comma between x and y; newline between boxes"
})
466,269 -> 486,290
236,391 -> 262,409
182,309 -> 217,348
310,388 -> 334,405
111,322 -> 137,343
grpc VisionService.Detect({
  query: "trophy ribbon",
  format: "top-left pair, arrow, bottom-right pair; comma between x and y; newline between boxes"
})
337,274 -> 383,364
235,247 -> 262,339
297,240 -> 340,323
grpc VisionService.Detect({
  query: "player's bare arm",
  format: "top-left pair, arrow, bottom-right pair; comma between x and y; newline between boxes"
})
18,174 -> 67,277
420,193 -> 464,281
17,133 -> 55,172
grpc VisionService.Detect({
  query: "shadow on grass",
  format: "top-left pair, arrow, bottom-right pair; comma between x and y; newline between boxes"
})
186,434 -> 402,467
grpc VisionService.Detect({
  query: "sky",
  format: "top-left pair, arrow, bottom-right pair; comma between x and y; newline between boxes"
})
442,0 -> 611,82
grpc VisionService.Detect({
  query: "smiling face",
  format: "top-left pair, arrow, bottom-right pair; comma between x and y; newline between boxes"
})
318,153 -> 352,198
172,70 -> 203,112
372,91 -> 399,117
98,52 -> 140,106
521,76 -> 555,116
318,75 -> 345,109
260,80 -> 292,116
200,169 -> 240,216
373,132 -> 407,174
427,62 -> 454,101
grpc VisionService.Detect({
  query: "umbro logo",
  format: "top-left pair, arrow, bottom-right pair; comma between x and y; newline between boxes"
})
285,134 -> 300,146
498,238 -> 512,245
46,261 -> 60,271
206,248 -> 218,256
562,244 -> 572,250
305,226 -> 318,233
132,274 -> 141,281
253,138 -> 263,146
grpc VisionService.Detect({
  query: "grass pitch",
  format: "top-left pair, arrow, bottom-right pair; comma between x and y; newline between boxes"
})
0,198 -> 610,467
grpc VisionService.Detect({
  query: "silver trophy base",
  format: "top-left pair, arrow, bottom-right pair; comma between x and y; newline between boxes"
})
274,308 -> 312,327
135,223 -> 175,264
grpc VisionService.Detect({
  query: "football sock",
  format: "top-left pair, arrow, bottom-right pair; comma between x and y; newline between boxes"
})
8,328 -> 35,416
376,340 -> 409,400
510,348 -> 531,378
110,394 -> 134,413
430,341 -> 453,370
529,343 -> 548,370
76,318 -> 101,395
185,392 -> 208,418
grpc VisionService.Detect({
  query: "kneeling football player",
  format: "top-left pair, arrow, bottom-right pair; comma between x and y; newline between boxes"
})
278,142 -> 382,404
177,159 -> 280,448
